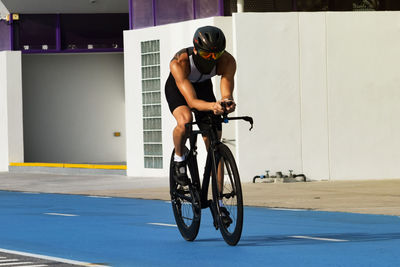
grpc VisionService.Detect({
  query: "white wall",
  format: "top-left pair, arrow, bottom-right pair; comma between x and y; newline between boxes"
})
234,13 -> 304,182
124,17 -> 234,177
298,13 -> 330,180
326,12 -> 400,180
0,51 -> 24,171
22,53 -> 126,163
125,12 -> 400,181
235,11 -> 400,181
0,52 -> 9,171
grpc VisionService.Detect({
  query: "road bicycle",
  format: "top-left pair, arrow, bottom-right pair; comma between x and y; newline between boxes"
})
169,109 -> 253,246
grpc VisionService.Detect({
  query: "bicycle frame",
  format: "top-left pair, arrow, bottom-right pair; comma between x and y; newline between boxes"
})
185,113 -> 253,209
185,125 -> 216,209
171,110 -> 253,245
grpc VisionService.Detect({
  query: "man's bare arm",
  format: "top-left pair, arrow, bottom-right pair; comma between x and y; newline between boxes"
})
170,59 -> 223,114
219,53 -> 237,113
171,48 -> 187,62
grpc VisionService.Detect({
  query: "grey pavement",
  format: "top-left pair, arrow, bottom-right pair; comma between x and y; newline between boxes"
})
0,172 -> 168,194
1,171 -> 400,216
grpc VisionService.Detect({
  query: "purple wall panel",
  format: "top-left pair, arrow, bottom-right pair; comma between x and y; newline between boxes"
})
0,20 -> 11,51
132,0 -> 154,29
13,13 -> 128,53
155,0 -> 194,26
60,14 -> 128,50
195,0 -> 220,18
17,15 -> 58,50
129,0 -> 225,29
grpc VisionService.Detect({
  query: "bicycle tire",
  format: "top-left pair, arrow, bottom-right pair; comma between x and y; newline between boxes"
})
169,148 -> 201,241
211,144 -> 243,246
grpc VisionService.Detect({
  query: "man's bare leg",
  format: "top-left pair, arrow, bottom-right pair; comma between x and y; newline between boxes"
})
172,105 -> 193,157
202,131 -> 224,192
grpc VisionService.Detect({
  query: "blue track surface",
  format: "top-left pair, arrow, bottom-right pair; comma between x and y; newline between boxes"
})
1,190 -> 400,266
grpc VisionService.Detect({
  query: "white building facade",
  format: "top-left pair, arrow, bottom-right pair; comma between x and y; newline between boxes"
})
1,11 -> 400,181
124,12 -> 400,181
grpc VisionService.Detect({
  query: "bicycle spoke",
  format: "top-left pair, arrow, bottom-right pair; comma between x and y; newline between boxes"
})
224,163 -> 236,193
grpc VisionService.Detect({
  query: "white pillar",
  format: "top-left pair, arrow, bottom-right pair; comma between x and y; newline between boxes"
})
0,1 -> 9,20
0,51 -> 24,172
237,0 -> 244,13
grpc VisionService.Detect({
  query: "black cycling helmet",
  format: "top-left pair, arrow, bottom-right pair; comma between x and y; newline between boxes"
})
193,26 -> 226,53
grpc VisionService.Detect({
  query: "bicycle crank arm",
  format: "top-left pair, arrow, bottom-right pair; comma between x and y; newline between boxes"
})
173,191 -> 194,203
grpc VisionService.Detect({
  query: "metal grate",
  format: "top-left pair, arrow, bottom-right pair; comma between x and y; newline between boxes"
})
297,0 -> 329,11
225,0 -> 281,13
141,40 -> 163,169
352,0 -> 379,10
245,0 -> 275,11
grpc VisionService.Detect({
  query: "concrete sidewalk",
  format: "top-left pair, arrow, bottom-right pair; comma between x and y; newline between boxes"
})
1,172 -> 400,216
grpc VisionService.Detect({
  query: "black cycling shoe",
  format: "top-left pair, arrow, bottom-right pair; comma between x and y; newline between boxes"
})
173,161 -> 189,186
219,206 -> 233,228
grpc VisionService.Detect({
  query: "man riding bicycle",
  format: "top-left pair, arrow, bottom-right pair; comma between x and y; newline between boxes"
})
165,25 -> 236,183
165,25 -> 236,225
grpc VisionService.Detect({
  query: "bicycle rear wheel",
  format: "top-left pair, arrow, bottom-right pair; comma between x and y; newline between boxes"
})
211,144 -> 243,246
169,148 -> 201,241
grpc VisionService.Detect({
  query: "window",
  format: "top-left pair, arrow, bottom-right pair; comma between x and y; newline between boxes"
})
141,40 -> 163,169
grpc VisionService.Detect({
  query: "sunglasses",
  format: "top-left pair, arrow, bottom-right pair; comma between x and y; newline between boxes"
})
198,50 -> 225,60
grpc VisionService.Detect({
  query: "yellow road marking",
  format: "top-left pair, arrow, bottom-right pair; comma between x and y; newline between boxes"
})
10,162 -> 127,170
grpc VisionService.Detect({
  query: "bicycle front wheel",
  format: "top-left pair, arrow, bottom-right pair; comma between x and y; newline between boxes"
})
169,148 -> 201,241
211,144 -> 243,246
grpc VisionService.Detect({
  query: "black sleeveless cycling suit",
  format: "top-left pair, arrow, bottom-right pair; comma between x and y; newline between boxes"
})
165,47 -> 222,131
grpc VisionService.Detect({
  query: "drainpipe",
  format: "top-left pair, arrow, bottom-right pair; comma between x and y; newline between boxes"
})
237,0 -> 244,12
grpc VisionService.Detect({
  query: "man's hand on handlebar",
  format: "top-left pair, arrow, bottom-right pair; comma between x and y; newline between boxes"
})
212,101 -> 225,115
221,99 -> 236,114
212,99 -> 236,115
